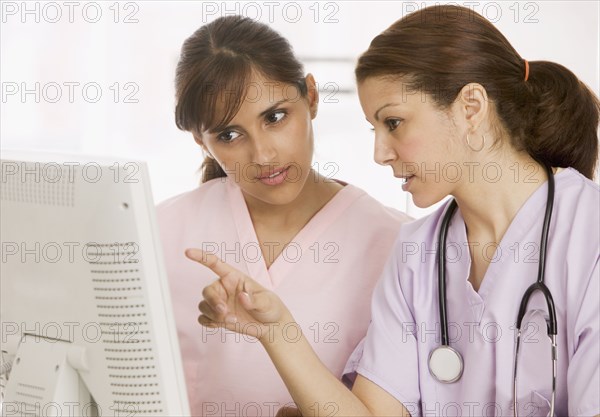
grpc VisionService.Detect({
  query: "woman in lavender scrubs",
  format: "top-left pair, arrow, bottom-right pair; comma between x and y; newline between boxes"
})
188,5 -> 600,417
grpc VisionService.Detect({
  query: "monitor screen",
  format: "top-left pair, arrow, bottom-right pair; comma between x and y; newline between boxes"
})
0,151 -> 190,416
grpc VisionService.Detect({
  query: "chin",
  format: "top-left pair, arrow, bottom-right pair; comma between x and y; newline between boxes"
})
410,192 -> 446,209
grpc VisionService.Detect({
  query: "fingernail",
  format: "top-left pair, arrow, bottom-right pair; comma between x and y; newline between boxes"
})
216,303 -> 226,314
225,315 -> 238,324
185,248 -> 200,260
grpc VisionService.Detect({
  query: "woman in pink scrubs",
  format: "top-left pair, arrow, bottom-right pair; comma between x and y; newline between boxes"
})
157,15 -> 411,416
190,5 -> 600,417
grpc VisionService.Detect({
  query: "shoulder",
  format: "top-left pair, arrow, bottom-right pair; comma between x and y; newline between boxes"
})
555,167 -> 599,200
155,178 -> 232,255
553,168 -> 599,235
392,200 -> 452,249
155,178 -> 230,238
342,182 -> 413,226
553,168 -> 599,272
156,177 -> 228,217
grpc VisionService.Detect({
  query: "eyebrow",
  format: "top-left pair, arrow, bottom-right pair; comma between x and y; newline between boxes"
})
208,99 -> 289,134
208,124 -> 241,135
374,103 -> 401,121
258,99 -> 289,118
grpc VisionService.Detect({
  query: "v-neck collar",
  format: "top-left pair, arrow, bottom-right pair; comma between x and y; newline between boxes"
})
446,169 -> 568,319
226,179 -> 365,289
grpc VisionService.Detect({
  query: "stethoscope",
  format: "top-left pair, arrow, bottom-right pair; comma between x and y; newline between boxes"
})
427,164 -> 557,417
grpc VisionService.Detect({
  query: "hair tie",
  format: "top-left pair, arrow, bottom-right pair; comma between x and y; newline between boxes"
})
524,60 -> 529,81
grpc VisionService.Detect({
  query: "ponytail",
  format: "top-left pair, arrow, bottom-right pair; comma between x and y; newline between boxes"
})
200,157 -> 226,183
519,61 -> 599,179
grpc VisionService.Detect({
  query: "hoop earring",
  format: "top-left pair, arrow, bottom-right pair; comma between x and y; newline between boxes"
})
466,133 -> 486,152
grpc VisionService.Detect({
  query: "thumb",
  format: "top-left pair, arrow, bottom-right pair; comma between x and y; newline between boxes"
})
238,280 -> 271,314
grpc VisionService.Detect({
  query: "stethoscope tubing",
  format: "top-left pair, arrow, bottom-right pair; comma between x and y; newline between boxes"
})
437,199 -> 458,347
437,163 -> 556,346
433,163 -> 558,416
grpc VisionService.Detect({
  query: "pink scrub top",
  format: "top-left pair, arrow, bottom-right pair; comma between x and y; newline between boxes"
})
157,177 -> 411,416
344,168 -> 599,417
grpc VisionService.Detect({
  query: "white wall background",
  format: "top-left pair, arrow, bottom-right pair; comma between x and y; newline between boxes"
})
1,1 -> 599,217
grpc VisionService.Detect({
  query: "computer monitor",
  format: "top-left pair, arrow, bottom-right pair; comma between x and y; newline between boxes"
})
0,150 -> 190,417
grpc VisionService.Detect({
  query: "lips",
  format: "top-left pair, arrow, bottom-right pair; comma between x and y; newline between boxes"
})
256,166 -> 289,180
255,165 -> 291,186
395,174 -> 415,183
394,173 -> 416,192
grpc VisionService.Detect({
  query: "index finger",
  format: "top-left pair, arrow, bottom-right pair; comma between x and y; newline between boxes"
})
185,248 -> 239,279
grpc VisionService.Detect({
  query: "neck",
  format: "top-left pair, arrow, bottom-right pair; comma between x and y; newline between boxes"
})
452,154 -> 555,243
242,170 -> 340,229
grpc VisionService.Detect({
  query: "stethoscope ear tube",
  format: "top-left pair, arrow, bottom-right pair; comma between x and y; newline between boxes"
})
437,199 -> 458,347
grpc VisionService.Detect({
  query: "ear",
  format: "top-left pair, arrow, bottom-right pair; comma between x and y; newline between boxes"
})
304,73 -> 319,119
454,83 -> 489,131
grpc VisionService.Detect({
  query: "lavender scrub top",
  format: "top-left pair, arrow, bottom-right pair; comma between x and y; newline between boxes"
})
344,168 -> 599,417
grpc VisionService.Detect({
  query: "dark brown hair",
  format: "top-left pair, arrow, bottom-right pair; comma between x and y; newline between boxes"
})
174,16 -> 308,182
356,5 -> 599,179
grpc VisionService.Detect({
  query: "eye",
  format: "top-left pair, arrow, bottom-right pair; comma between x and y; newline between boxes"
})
385,118 -> 403,131
217,130 -> 241,143
266,110 -> 286,124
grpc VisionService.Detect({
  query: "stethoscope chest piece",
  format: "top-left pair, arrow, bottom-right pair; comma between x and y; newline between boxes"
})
428,345 -> 464,383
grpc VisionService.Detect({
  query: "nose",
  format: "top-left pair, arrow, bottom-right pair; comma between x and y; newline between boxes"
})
251,136 -> 278,166
373,132 -> 397,166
